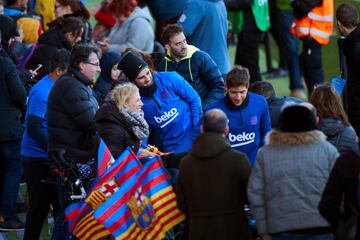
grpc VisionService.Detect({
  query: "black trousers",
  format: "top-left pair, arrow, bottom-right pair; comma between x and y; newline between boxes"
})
300,37 -> 324,96
23,158 -> 59,240
235,30 -> 264,83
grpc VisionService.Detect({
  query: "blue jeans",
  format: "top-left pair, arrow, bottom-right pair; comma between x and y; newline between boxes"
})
51,176 -> 71,240
273,233 -> 333,240
0,139 -> 23,218
278,11 -> 303,91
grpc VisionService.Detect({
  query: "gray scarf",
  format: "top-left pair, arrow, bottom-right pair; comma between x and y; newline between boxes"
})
120,108 -> 149,140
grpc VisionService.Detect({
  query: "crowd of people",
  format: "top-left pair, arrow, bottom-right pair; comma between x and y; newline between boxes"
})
0,0 -> 360,239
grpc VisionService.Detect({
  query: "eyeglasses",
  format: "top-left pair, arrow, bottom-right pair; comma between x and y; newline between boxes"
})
85,62 -> 100,67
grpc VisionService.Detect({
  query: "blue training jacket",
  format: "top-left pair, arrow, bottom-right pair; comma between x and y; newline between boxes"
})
210,92 -> 271,166
142,72 -> 202,153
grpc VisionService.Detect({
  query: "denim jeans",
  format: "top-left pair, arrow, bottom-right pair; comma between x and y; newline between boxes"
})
51,176 -> 71,240
273,232 -> 333,240
278,11 -> 303,91
0,139 -> 23,218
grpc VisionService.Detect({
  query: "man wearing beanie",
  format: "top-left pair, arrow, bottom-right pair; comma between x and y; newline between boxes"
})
118,51 -> 202,153
248,104 -> 339,240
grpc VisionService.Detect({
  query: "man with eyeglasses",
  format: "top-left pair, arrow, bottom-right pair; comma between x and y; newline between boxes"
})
46,43 -> 100,239
118,51 -> 202,154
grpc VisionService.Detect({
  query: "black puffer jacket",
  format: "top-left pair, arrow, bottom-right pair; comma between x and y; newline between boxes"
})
0,54 -> 27,141
318,117 -> 358,153
344,25 -> 360,138
26,26 -> 73,80
47,67 -> 99,163
95,101 -> 140,159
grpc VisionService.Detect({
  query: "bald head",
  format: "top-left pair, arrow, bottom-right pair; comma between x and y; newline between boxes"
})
202,109 -> 229,135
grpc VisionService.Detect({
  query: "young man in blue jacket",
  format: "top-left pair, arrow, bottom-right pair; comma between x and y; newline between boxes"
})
209,66 -> 271,166
158,24 -> 224,112
118,51 -> 202,153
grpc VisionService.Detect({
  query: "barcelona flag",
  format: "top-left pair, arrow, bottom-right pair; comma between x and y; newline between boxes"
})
65,147 -> 142,240
94,155 -> 185,240
97,137 -> 115,177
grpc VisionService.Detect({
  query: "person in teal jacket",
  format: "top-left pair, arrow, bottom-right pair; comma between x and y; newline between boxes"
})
178,0 -> 231,76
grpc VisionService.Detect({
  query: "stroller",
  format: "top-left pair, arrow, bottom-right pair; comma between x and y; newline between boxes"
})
48,148 -> 87,202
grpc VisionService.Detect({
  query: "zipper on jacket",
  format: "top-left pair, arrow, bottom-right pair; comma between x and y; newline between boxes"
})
152,96 -> 162,110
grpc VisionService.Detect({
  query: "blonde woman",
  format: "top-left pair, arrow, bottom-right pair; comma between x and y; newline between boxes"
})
95,82 -> 149,158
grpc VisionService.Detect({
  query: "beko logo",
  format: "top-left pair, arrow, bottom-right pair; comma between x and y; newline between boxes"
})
229,132 -> 255,147
154,108 -> 179,128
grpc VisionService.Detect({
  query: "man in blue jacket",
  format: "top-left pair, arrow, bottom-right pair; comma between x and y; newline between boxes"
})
209,66 -> 271,166
118,51 -> 202,153
158,24 -> 224,111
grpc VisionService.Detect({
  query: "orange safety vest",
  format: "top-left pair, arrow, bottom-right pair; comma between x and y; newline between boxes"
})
291,0 -> 333,45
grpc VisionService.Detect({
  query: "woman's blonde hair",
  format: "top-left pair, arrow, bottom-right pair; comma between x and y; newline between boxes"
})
107,82 -> 139,110
309,83 -> 350,125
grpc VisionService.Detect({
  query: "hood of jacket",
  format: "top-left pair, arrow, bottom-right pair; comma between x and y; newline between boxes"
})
98,51 -> 121,83
128,7 -> 153,24
266,129 -> 327,146
318,117 -> 346,137
0,15 -> 19,47
38,26 -> 72,50
190,132 -> 231,159
165,44 -> 199,62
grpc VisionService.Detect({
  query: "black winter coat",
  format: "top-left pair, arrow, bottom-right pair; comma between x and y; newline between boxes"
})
176,132 -> 252,240
319,150 -> 360,236
0,54 -> 27,141
95,102 -> 140,159
344,25 -> 360,138
47,67 -> 98,163
26,26 -> 73,80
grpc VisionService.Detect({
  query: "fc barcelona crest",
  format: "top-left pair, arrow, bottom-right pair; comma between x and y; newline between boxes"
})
127,187 -> 155,229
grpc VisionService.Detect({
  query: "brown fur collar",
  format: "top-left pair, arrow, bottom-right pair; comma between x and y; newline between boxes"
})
266,130 -> 327,146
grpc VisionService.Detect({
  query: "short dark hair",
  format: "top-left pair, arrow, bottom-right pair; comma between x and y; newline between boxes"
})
50,49 -> 71,72
161,24 -> 184,44
226,65 -> 250,89
336,3 -> 359,28
203,109 -> 228,134
249,81 -> 276,99
70,43 -> 100,70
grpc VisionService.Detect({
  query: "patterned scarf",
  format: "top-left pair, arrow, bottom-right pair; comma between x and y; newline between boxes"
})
120,108 -> 150,140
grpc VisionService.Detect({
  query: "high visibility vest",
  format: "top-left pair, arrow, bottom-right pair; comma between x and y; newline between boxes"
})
291,0 -> 333,45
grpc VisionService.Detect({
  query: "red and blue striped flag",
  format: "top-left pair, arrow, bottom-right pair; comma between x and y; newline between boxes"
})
94,155 -> 185,240
65,147 -> 142,240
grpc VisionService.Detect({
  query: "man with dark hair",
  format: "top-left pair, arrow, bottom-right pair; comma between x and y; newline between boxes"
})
250,81 -> 302,128
47,43 -> 100,239
209,66 -> 271,166
118,51 -> 202,153
176,108 -> 252,240
158,24 -> 224,111
336,3 -> 360,139
48,43 -> 100,166
21,49 -> 70,240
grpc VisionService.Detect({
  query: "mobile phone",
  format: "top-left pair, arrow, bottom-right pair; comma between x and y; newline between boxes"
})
32,64 -> 43,72
96,41 -> 107,47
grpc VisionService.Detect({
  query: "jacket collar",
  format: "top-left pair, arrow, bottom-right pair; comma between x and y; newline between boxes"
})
266,130 -> 326,146
68,67 -> 93,86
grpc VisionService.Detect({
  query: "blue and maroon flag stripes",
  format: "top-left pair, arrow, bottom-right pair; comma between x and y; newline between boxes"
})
97,137 -> 115,177
94,156 -> 185,240
65,147 -> 142,240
